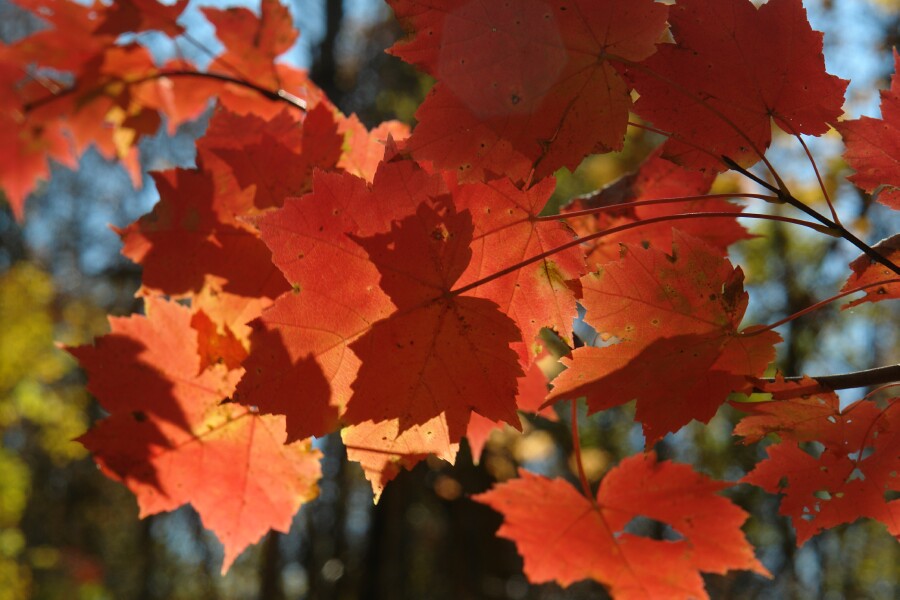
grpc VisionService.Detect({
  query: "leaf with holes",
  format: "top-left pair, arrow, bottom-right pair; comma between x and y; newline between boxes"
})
474,452 -> 768,598
561,149 -> 748,268
737,381 -> 900,544
453,176 -> 585,359
546,232 -> 780,442
840,235 -> 900,309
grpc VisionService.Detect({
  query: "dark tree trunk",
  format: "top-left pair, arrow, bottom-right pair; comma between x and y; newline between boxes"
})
309,0 -> 345,107
260,532 -> 285,600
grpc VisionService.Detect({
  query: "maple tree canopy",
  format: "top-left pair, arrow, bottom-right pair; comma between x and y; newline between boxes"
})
2,0 -> 899,595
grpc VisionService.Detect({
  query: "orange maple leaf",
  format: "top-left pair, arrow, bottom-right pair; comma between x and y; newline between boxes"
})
474,452 -> 768,598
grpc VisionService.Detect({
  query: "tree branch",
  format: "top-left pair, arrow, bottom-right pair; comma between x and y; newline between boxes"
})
451,211 -> 829,296
723,157 -> 900,277
756,364 -> 900,395
22,69 -> 308,115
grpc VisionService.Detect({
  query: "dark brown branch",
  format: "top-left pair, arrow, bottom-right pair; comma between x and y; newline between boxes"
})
758,364 -> 900,394
22,69 -> 308,114
722,156 -> 900,277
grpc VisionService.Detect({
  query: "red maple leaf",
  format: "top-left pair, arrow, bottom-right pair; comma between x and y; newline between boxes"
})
96,0 -> 188,37
837,50 -> 900,210
0,115 -> 76,219
68,296 -> 236,428
474,452 -> 768,598
387,0 -> 669,183
21,43 -> 161,182
343,352 -> 557,498
71,297 -> 322,572
140,59 -> 222,134
336,113 -> 410,182
1,0 -> 326,219
734,376 -> 881,449
2,37 -> 135,214
453,176 -> 585,358
83,405 -> 321,573
235,163 -> 425,441
118,104 -> 343,338
218,63 -> 326,119
737,383 -> 900,544
840,235 -> 900,308
244,159 -> 572,451
342,416 -> 458,502
119,166 -> 287,301
202,0 -> 298,91
562,149 -> 749,267
2,26 -> 161,216
203,104 -> 343,210
10,0 -> 111,72
343,198 -> 523,434
10,0 -> 900,585
546,232 -> 780,442
630,0 -> 847,171
465,356 -> 558,463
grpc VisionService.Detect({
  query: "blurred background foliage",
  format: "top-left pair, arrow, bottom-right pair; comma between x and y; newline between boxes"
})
0,0 -> 899,598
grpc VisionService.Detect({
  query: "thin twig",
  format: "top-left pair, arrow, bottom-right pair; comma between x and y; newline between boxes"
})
570,400 -> 594,501
451,211 -> 829,296
540,192 -> 779,222
626,120 -> 728,167
785,126 -> 842,226
609,53 -> 787,191
23,69 -> 308,114
724,158 -> 900,276
742,278 -> 900,337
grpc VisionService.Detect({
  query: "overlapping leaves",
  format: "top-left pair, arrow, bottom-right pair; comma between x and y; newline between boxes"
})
561,149 -> 750,268
736,379 -> 900,544
547,232 -> 781,442
0,0 -> 319,218
12,0 -> 900,592
630,0 -> 847,171
70,297 -> 322,573
241,156 -> 583,490
387,0 -> 669,183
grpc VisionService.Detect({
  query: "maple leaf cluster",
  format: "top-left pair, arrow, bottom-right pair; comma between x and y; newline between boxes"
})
3,0 -> 899,595
735,378 -> 900,545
